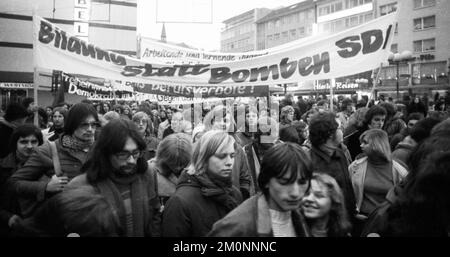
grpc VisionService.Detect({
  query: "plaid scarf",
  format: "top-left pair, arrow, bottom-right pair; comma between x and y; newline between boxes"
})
61,134 -> 94,152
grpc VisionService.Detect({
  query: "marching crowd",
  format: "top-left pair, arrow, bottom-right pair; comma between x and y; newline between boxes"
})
0,91 -> 449,237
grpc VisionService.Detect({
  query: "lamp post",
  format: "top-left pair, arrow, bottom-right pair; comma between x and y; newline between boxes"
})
388,50 -> 415,100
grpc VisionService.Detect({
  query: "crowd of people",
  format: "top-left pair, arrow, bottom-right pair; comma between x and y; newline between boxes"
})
0,91 -> 449,237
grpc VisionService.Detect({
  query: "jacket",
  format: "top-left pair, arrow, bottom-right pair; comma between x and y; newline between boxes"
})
162,172 -> 240,237
9,137 -> 88,216
392,140 -> 415,168
348,156 -> 408,214
0,153 -> 22,226
208,194 -> 310,237
148,159 -> 178,209
306,144 -> 356,219
231,142 -> 255,199
68,169 -> 161,237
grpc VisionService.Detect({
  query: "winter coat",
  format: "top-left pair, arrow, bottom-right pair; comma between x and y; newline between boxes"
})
344,125 -> 366,161
348,156 -> 408,215
9,137 -> 88,217
230,142 -> 255,200
68,169 -> 162,237
208,194 -> 310,237
305,144 -> 356,219
161,172 -> 242,237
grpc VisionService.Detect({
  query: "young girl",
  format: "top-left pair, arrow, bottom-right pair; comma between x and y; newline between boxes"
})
301,172 -> 352,237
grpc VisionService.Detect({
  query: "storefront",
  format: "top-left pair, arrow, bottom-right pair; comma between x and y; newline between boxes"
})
0,82 -> 33,111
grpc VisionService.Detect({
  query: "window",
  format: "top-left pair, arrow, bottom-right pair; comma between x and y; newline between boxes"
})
414,0 -> 436,9
298,27 -> 305,36
414,38 -> 436,53
282,31 -> 288,39
319,6 -> 330,16
275,19 -> 280,27
319,2 -> 344,17
380,2 -> 397,16
267,35 -> 273,41
274,33 -> 280,40
290,29 -> 297,38
364,13 -> 373,22
390,43 -> 398,53
414,16 -> 436,30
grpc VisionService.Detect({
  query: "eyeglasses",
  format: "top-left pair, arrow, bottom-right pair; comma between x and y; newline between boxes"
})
115,150 -> 143,161
79,122 -> 100,130
133,119 -> 148,125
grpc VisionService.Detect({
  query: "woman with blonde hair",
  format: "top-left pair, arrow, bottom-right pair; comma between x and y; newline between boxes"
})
348,129 -> 408,228
203,105 -> 254,200
162,130 -> 243,237
302,172 -> 352,237
132,111 -> 160,160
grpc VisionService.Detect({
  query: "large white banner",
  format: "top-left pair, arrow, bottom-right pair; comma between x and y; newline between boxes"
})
33,12 -> 397,87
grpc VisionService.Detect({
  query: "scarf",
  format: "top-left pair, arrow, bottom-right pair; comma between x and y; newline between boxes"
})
96,172 -> 148,237
194,172 -> 242,212
61,134 -> 94,152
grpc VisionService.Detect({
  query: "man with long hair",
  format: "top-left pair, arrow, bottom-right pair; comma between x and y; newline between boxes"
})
68,119 -> 161,237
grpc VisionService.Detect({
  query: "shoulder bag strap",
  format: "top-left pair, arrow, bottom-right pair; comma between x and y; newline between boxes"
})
48,141 -> 62,176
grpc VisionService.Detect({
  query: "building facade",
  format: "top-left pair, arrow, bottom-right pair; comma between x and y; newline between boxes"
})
221,8 -> 270,53
375,0 -> 450,100
255,0 -> 316,50
0,0 -> 137,109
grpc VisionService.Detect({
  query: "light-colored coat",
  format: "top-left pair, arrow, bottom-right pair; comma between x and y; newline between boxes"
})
348,156 -> 408,214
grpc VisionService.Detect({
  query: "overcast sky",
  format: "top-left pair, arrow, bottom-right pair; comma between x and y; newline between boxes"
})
137,0 -> 304,51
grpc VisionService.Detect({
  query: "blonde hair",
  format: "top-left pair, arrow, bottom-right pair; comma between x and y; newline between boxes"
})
307,172 -> 351,237
359,129 -> 391,162
191,130 -> 235,175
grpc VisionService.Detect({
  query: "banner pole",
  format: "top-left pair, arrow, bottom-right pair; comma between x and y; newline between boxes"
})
366,63 -> 383,108
32,10 -> 39,127
330,78 -> 335,112
33,67 -> 39,127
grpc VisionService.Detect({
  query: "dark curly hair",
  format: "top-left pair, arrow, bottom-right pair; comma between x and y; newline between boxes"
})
308,112 -> 338,147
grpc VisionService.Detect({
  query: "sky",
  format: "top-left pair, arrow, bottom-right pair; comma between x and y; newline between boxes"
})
137,0 -> 304,51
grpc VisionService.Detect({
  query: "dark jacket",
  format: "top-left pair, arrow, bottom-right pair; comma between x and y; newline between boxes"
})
0,153 -> 22,233
307,144 -> 356,220
9,137 -> 88,217
407,102 -> 427,117
68,170 -> 161,237
231,141 -> 254,199
208,194 -> 310,237
162,172 -> 241,237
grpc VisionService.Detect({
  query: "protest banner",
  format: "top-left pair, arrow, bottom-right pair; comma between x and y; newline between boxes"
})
33,12 -> 397,87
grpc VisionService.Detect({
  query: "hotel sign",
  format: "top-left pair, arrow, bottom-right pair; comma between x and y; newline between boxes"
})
0,83 -> 34,89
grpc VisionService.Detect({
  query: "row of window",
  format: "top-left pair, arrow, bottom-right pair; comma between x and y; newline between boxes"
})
266,10 -> 314,30
320,12 -> 373,34
266,26 -> 310,42
380,3 -> 436,32
390,38 -> 436,54
318,0 -> 372,17
223,38 -> 251,50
